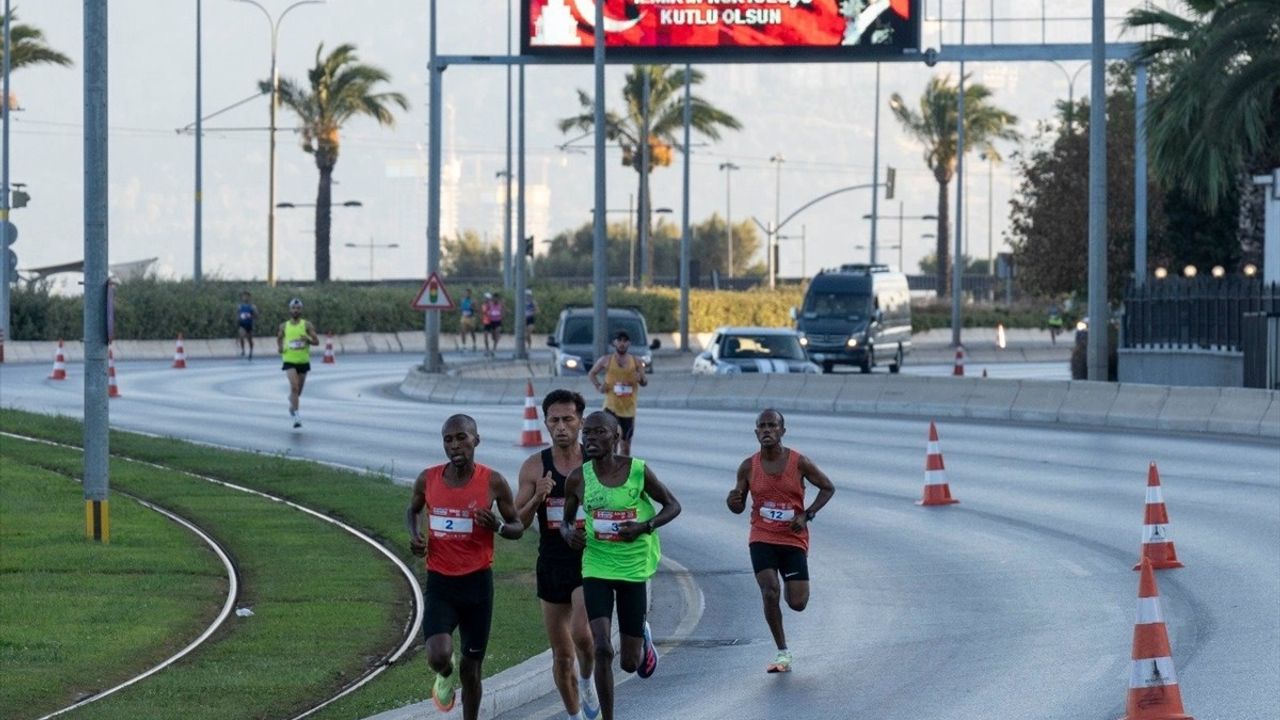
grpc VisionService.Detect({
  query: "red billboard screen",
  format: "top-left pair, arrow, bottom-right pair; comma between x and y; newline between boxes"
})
523,0 -> 921,60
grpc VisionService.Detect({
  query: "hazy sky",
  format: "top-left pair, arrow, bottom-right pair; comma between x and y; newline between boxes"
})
10,1 -> 1155,287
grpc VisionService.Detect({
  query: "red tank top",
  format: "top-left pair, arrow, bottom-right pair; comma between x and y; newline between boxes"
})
748,449 -> 808,552
424,463 -> 495,576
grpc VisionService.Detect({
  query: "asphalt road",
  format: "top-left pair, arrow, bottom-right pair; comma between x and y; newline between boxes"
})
2,354 -> 1276,720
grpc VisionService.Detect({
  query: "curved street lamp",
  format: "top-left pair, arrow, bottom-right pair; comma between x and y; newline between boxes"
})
232,0 -> 326,286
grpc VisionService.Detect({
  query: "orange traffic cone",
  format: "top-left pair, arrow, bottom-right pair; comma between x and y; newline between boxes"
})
1122,557 -> 1194,720
107,346 -> 121,398
952,346 -> 966,376
49,339 -> 68,380
917,422 -> 959,506
1135,463 -> 1184,570
172,333 -> 187,369
996,322 -> 1007,349
516,381 -> 547,447
322,333 -> 336,364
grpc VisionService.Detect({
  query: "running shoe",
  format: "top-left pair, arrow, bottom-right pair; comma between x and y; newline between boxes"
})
766,649 -> 793,674
637,621 -> 659,678
579,675 -> 600,719
291,410 -> 302,429
431,662 -> 457,712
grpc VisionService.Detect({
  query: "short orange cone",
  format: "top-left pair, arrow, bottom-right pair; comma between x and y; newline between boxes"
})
107,346 -> 121,398
516,381 -> 547,447
172,333 -> 187,369
952,346 -> 966,376
917,422 -> 959,506
1134,463 -> 1184,570
1122,557 -> 1193,720
49,339 -> 68,380
322,333 -> 336,364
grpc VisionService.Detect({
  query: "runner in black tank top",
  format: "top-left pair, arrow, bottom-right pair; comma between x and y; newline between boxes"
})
514,390 -> 599,720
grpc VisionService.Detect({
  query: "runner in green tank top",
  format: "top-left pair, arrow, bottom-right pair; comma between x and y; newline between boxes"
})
275,298 -> 319,428
561,411 -> 681,720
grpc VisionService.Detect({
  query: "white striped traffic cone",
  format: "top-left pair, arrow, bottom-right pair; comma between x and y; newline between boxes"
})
322,333 -> 336,364
172,333 -> 187,369
1134,463 -> 1184,570
917,421 -> 959,506
996,322 -> 1007,349
516,381 -> 547,447
107,346 -> 121,398
952,345 -> 966,376
49,339 -> 67,380
1122,557 -> 1193,719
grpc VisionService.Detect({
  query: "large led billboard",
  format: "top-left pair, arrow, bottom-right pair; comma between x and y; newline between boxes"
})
523,0 -> 921,61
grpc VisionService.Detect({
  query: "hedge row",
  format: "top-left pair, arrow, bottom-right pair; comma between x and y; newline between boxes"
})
7,280 -> 1059,341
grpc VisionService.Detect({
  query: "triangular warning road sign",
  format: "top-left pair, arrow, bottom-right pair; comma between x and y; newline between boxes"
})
411,272 -> 454,310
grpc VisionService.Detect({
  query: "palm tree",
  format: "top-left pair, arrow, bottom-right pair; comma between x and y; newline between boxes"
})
890,75 -> 1020,296
266,43 -> 407,282
558,65 -> 741,285
1125,0 -> 1279,220
0,8 -> 72,73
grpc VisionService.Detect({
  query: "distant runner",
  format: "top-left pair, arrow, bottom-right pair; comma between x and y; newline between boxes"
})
561,411 -> 681,720
587,331 -> 647,456
726,408 -> 835,673
235,290 -> 258,359
276,298 -> 318,428
514,389 -> 599,720
458,288 -> 478,352
407,414 -> 525,720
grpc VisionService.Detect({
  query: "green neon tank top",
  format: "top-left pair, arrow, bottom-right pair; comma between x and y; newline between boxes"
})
282,320 -> 311,364
582,458 -> 660,581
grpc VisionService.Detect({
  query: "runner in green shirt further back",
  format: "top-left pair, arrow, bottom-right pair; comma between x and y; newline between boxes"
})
560,411 -> 682,720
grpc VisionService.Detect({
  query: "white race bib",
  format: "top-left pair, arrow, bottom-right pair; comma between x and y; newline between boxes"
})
758,505 -> 794,523
289,339 -> 307,350
429,510 -> 475,536
613,383 -> 634,397
545,498 -> 584,530
592,508 -> 637,541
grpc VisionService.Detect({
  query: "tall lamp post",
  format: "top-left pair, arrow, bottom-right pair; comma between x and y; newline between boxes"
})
718,162 -> 739,278
233,0 -> 325,287
769,153 -> 784,289
1048,60 -> 1089,135
979,151 -> 996,279
345,241 -> 400,280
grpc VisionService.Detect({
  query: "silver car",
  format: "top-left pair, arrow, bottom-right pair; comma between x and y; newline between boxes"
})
692,327 -> 820,375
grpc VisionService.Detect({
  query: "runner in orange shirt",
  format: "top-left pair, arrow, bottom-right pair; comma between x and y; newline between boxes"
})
407,414 -> 525,719
726,408 -> 835,674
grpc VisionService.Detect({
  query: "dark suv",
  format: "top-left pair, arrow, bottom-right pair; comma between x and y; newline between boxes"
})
547,307 -> 660,376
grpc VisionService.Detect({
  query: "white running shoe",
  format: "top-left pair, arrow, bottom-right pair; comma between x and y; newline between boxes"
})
291,410 -> 302,429
766,649 -> 792,673
578,676 -> 600,719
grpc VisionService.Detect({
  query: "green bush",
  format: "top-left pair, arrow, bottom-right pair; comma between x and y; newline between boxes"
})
9,280 -> 1066,340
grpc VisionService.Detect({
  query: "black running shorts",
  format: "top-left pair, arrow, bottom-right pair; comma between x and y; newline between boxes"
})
536,554 -> 583,605
423,569 -> 494,659
582,577 -> 647,638
281,361 -> 311,374
603,409 -> 636,441
749,542 -> 809,582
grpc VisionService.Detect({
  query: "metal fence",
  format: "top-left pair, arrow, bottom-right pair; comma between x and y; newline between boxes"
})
1122,278 -> 1280,352
1242,312 -> 1280,389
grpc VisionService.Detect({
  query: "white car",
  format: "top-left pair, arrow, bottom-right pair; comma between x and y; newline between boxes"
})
692,327 -> 820,375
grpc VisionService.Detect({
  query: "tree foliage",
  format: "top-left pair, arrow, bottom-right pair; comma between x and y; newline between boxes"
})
558,66 -> 741,284
0,8 -> 72,74
1007,66 -> 1240,301
1125,0 -> 1280,216
890,74 -> 1021,297
269,44 -> 408,282
442,230 -> 502,279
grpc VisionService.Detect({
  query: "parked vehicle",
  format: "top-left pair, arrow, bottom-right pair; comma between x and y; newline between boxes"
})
546,306 -> 660,376
692,327 -> 820,375
791,264 -> 911,374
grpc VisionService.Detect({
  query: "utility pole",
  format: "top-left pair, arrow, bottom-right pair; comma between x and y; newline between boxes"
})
769,153 -> 784,289
718,162 -> 738,278
84,0 -> 110,542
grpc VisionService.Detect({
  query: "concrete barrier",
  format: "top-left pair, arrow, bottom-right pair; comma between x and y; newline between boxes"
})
686,374 -> 766,410
1057,380 -> 1120,426
963,377 -> 1020,420
645,374 -> 696,410
1107,384 -> 1171,430
832,376 -> 882,414
874,375 -> 930,416
1208,387 -> 1275,435
771,375 -> 837,413
1008,380 -> 1069,423
913,376 -> 979,419
1260,396 -> 1280,438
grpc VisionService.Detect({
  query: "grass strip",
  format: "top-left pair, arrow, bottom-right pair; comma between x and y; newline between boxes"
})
0,409 -> 544,720
0,456 -> 226,718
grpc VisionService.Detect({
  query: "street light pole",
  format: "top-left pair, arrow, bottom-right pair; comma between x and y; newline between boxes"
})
344,241 -> 399,281
769,153 -> 784,289
1048,60 -> 1089,135
234,0 -> 325,287
718,162 -> 738,278
870,62 -> 881,265
195,0 -> 203,282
